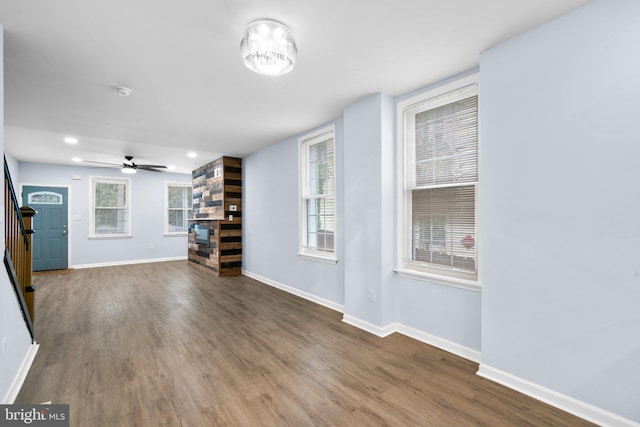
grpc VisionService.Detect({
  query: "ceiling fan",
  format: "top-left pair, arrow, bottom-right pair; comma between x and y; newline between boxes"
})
85,156 -> 167,174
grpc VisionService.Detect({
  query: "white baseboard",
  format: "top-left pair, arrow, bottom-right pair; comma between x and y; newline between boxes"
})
241,270 -> 345,313
73,256 -> 187,270
477,364 -> 640,427
340,316 -> 480,362
396,323 -> 481,363
341,315 -> 396,337
2,342 -> 39,404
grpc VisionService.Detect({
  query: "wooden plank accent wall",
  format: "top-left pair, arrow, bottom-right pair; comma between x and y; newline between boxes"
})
188,156 -> 242,277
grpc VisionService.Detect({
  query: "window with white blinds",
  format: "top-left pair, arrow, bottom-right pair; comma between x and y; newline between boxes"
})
398,76 -> 478,285
299,125 -> 337,262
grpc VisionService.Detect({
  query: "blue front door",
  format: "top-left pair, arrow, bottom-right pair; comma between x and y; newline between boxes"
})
22,186 -> 69,271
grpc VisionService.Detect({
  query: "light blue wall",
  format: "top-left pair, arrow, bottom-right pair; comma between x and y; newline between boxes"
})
19,162 -> 191,267
480,0 -> 640,421
343,93 -> 387,325
0,26 -> 34,403
243,119 -> 345,306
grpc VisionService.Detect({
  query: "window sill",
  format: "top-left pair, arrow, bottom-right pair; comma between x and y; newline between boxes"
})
164,232 -> 188,237
298,252 -> 338,264
395,268 -> 481,292
89,235 -> 132,240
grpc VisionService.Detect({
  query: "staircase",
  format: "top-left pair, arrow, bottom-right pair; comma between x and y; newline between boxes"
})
4,156 -> 36,341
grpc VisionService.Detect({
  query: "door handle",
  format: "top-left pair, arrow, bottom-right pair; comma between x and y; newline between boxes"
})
62,225 -> 68,236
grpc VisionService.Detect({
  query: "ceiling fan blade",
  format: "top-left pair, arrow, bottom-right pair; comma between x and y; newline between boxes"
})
84,160 -> 121,166
137,165 -> 166,172
138,164 -> 166,169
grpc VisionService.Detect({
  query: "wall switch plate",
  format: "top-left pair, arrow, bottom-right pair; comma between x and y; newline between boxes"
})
229,214 -> 234,221
369,290 -> 376,302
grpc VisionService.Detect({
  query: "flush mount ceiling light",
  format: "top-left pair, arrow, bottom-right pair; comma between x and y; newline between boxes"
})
240,19 -> 297,76
64,137 -> 78,144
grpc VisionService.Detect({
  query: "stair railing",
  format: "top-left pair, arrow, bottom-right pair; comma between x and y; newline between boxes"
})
4,156 -> 35,341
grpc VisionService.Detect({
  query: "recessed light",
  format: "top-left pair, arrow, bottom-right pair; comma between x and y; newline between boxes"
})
72,157 -> 82,162
167,165 -> 176,170
187,152 -> 197,158
65,137 -> 78,144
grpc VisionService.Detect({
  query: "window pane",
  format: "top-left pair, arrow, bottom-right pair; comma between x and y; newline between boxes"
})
306,197 -> 334,251
412,186 -> 475,272
95,208 -> 128,234
414,96 -> 478,187
168,209 -> 188,232
168,185 -> 192,209
95,182 -> 127,208
308,139 -> 334,196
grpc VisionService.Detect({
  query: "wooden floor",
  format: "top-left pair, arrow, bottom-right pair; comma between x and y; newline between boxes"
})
17,261 -> 593,426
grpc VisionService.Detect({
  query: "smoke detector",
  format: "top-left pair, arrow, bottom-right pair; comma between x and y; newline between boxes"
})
115,86 -> 133,96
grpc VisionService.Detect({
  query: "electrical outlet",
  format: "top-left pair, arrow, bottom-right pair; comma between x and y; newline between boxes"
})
369,290 -> 376,302
229,205 -> 237,212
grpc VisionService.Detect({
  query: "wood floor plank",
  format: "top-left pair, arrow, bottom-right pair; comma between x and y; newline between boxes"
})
15,261 -> 594,426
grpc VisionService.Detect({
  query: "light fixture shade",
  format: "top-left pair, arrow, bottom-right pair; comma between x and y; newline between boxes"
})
121,166 -> 136,174
240,19 -> 297,76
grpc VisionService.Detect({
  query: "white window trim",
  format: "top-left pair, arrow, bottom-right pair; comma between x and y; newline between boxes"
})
396,73 -> 480,290
89,176 -> 132,239
164,181 -> 192,236
298,125 -> 338,264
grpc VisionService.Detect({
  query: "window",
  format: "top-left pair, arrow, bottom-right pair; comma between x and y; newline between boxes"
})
90,177 -> 131,238
398,75 -> 479,287
299,125 -> 336,262
166,182 -> 193,234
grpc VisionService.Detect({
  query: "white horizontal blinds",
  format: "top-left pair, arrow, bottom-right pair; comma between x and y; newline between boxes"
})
407,86 -> 478,274
308,136 -> 334,196
306,197 -> 335,251
412,186 -> 476,272
304,132 -> 335,252
414,96 -> 478,187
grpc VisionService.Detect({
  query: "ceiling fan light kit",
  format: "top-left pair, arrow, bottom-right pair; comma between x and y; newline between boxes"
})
240,19 -> 297,76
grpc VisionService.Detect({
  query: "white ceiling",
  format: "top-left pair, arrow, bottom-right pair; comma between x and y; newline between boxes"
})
0,0 -> 590,174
